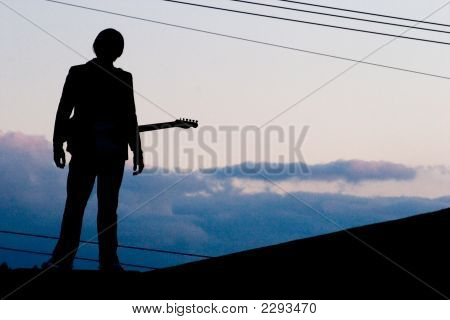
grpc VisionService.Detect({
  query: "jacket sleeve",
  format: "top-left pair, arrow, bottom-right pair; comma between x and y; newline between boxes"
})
53,67 -> 76,149
126,73 -> 142,154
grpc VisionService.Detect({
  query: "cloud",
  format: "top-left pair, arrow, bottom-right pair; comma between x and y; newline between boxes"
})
203,160 -> 416,183
0,132 -> 66,212
0,131 -> 448,270
307,160 -> 416,182
228,166 -> 450,199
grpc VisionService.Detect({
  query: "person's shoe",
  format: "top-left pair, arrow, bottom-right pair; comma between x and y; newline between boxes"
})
41,260 -> 73,271
99,263 -> 124,272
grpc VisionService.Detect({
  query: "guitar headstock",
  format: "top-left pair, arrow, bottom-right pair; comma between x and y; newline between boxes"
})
175,118 -> 199,129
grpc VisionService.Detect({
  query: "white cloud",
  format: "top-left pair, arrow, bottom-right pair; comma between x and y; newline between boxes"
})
1,131 -> 449,269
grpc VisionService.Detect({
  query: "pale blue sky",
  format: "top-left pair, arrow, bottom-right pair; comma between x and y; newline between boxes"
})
1,0 -> 450,167
2,0 -> 450,268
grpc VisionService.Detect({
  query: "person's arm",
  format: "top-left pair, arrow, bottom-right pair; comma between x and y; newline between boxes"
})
125,73 -> 144,175
53,67 -> 76,168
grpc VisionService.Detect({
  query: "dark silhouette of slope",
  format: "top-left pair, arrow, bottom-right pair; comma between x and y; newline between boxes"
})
1,208 -> 448,299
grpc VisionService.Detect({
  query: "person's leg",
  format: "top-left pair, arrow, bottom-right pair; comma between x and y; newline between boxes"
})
51,156 -> 96,268
96,159 -> 125,269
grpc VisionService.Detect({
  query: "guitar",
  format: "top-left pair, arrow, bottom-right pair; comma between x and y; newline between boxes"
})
138,118 -> 198,132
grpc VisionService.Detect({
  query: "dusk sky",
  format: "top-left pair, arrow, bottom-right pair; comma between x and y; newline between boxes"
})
2,0 -> 450,167
1,0 -> 450,269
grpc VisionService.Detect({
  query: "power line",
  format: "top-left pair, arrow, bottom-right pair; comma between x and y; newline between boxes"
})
227,0 -> 450,35
158,0 -> 450,45
274,0 -> 450,28
257,2 -> 450,129
43,0 -> 450,81
0,246 -> 158,270
0,229 -> 212,259
0,0 -> 177,120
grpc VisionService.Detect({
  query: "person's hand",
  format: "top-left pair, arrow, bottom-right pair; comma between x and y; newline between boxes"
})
133,150 -> 144,176
53,147 -> 66,169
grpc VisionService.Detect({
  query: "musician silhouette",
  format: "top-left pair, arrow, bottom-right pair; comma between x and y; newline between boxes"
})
45,29 -> 144,271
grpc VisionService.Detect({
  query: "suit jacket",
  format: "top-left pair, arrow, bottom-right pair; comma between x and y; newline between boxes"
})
53,59 -> 141,160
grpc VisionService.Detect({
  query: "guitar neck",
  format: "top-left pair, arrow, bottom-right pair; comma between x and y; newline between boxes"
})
138,121 -> 178,132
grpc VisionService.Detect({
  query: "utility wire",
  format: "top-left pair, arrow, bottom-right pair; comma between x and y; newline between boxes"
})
0,0 -> 176,120
0,246 -> 158,270
275,0 -> 450,28
43,0 -> 450,81
158,0 -> 450,45
0,229 -> 212,259
227,0 -> 450,34
257,0 -> 450,129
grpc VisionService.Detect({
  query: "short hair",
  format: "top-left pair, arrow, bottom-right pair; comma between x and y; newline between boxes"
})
93,28 -> 124,60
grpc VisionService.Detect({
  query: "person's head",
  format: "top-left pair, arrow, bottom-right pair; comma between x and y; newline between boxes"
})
93,28 -> 124,63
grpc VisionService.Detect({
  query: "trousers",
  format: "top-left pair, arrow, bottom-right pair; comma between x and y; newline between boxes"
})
52,155 -> 125,267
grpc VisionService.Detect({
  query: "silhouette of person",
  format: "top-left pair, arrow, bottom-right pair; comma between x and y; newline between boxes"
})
45,29 -> 144,271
